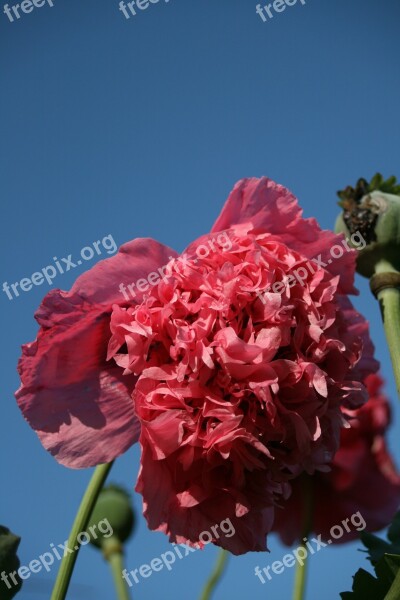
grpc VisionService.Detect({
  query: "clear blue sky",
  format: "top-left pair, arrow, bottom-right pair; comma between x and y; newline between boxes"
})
1,1 -> 400,598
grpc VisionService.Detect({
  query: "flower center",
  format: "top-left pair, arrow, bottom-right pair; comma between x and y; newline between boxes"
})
108,232 -> 365,481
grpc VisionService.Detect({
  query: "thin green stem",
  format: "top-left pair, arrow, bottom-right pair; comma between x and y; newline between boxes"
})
293,547 -> 308,600
292,476 -> 314,600
108,550 -> 131,600
199,549 -> 229,600
50,462 -> 113,600
372,259 -> 400,399
377,286 -> 400,399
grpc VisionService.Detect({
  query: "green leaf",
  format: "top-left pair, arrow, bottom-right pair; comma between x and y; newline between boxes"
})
375,554 -> 400,586
383,554 -> 400,578
340,554 -> 400,600
340,567 -> 390,600
361,531 -> 400,564
341,513 -> 400,599
360,512 -> 400,566
384,566 -> 400,600
387,513 -> 400,544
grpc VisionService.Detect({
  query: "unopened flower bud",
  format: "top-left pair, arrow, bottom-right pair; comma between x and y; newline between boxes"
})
0,526 -> 23,599
87,485 -> 135,553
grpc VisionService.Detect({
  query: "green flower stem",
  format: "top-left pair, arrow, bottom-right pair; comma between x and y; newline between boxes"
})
373,260 -> 400,400
107,547 -> 131,600
199,549 -> 229,600
378,287 -> 400,397
292,477 -> 314,600
293,547 -> 308,600
50,461 -> 114,600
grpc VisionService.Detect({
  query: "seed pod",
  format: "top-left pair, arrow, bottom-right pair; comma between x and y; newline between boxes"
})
335,175 -> 400,277
86,485 -> 135,551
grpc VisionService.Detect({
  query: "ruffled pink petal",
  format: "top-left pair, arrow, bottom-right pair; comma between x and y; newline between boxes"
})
16,238 -> 177,468
210,177 -> 357,294
211,177 -> 303,235
136,437 -> 279,554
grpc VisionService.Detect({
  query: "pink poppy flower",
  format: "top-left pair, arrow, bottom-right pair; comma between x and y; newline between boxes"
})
16,178 -> 378,554
272,374 -> 400,545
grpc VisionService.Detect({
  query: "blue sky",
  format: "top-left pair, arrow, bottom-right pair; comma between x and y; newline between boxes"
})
1,0 -> 400,598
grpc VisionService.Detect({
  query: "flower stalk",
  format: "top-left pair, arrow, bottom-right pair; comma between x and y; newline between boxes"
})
50,461 -> 113,600
292,477 -> 314,600
103,538 -> 131,600
199,549 -> 229,600
293,548 -> 308,600
370,260 -> 400,400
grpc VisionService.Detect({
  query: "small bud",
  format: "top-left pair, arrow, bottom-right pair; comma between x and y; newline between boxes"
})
0,526 -> 23,599
335,174 -> 400,277
86,485 -> 135,552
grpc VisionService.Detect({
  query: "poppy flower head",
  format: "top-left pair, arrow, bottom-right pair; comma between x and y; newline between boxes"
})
108,224 -> 376,553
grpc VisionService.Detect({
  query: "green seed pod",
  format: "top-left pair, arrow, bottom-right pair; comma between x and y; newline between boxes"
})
335,175 -> 400,277
86,485 -> 135,551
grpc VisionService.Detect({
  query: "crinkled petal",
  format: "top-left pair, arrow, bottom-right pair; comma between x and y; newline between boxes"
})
136,439 -> 278,554
211,177 -> 357,294
16,238 -> 178,468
